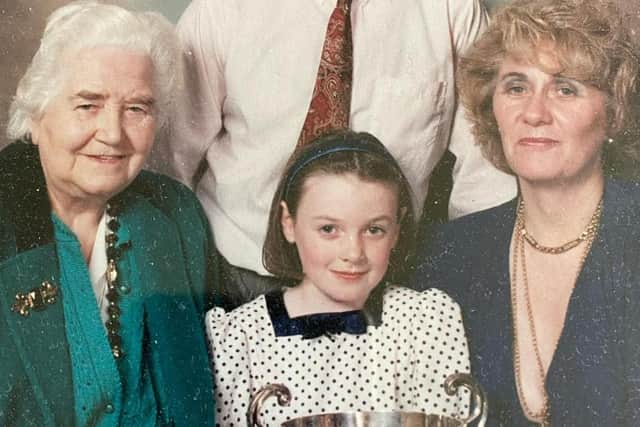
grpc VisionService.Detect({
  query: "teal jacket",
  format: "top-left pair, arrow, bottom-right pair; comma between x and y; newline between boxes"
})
0,142 -> 216,426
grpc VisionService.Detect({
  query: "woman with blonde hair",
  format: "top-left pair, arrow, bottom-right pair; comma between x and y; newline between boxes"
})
412,0 -> 640,425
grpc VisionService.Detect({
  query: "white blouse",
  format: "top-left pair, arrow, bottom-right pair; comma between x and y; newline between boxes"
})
88,212 -> 108,324
206,286 -> 471,426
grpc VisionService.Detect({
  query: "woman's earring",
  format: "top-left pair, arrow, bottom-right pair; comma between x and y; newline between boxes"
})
606,137 -> 614,145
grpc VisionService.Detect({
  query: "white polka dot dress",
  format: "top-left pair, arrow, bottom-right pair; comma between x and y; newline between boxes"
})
206,286 -> 470,426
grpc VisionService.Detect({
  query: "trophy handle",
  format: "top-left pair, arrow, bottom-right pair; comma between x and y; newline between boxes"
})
248,383 -> 292,427
444,373 -> 488,427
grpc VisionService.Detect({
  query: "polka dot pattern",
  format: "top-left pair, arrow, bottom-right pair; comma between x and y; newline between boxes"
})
206,286 -> 471,426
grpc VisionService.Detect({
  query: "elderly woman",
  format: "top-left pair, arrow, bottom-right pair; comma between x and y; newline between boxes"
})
0,2 -> 215,426
412,0 -> 640,425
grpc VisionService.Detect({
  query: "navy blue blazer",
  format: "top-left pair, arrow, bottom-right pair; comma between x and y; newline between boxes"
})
412,180 -> 640,426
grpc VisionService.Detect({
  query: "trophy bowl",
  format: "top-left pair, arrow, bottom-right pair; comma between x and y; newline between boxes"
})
248,373 -> 487,427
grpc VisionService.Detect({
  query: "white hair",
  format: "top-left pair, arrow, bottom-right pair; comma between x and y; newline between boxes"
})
7,0 -> 182,140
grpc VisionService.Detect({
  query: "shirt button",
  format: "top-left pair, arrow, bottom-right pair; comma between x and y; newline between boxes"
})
119,283 -> 131,295
105,403 -> 115,413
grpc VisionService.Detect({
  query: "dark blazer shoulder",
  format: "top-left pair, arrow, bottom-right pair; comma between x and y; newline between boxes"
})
411,199 -> 516,293
603,179 -> 640,221
424,198 -> 516,253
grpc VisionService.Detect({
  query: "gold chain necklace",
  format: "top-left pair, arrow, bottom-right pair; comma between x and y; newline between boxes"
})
511,198 -> 601,426
518,199 -> 603,254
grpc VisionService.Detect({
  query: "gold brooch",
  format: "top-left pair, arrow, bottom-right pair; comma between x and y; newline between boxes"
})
11,281 -> 59,317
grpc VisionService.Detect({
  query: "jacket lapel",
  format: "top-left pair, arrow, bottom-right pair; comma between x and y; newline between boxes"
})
453,200 -> 522,421
546,181 -> 632,423
480,202 -> 520,407
0,245 -> 74,425
124,197 -> 213,425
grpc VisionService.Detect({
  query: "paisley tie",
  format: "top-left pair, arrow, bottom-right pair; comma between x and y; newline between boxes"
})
297,0 -> 353,147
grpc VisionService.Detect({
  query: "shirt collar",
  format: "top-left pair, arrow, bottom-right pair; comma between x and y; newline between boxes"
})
88,212 -> 109,324
88,212 -> 108,285
316,0 -> 369,12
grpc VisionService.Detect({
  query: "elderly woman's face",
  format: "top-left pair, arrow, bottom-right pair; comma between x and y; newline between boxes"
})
30,46 -> 156,207
492,52 -> 608,185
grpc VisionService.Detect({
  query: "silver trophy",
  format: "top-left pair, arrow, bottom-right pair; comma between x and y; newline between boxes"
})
248,372 -> 488,427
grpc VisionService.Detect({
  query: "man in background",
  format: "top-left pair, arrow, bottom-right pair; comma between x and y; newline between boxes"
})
158,0 -> 518,309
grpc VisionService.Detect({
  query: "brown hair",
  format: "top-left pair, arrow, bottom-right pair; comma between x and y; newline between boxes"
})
457,0 -> 640,175
262,130 -> 415,283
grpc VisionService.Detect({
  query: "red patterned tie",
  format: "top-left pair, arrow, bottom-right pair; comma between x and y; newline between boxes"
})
297,0 -> 353,147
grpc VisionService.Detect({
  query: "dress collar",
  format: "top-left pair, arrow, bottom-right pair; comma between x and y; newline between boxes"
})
265,284 -> 384,339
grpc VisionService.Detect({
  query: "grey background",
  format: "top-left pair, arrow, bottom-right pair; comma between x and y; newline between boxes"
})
0,0 -> 638,146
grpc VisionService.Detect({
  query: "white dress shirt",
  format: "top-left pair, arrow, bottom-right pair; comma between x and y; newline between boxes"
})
163,0 -> 517,274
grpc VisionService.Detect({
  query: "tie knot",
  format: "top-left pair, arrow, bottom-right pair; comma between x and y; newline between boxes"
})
337,0 -> 351,10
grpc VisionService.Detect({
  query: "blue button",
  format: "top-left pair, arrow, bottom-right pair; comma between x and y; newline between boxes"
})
105,403 -> 114,413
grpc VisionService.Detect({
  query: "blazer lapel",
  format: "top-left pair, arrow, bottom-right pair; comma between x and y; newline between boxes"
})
124,197 -> 213,425
546,183 -> 631,423
463,200 -> 522,420
0,245 -> 74,425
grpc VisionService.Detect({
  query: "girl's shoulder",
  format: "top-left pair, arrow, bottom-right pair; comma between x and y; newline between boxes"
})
382,285 -> 461,311
379,286 -> 466,349
380,286 -> 463,330
206,294 -> 270,334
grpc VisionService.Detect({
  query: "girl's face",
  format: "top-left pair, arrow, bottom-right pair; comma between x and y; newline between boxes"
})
281,173 -> 401,312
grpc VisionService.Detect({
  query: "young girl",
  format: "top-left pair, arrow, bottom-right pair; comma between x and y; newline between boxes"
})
207,131 -> 471,426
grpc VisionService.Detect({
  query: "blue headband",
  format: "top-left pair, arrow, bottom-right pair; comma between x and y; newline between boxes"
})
282,133 -> 399,201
